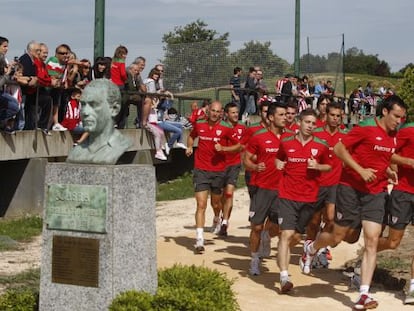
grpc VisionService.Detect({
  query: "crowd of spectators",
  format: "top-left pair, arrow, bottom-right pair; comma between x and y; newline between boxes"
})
0,36 -> 196,161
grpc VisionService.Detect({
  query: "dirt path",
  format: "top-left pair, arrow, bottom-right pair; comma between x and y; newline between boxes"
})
1,187 -> 412,310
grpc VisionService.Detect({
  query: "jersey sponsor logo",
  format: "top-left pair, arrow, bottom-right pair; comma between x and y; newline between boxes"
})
373,145 -> 392,152
287,157 -> 307,163
216,130 -> 222,136
199,136 -> 213,141
311,148 -> 319,157
265,147 -> 279,153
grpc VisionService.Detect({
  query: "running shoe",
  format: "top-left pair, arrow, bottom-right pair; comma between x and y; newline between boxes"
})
325,247 -> 333,260
312,248 -> 329,269
299,239 -> 315,275
404,291 -> 414,305
175,142 -> 187,150
280,278 -> 293,294
258,230 -> 271,258
353,294 -> 378,310
218,223 -> 228,237
194,239 -> 205,254
249,257 -> 261,276
164,143 -> 171,155
155,150 -> 167,161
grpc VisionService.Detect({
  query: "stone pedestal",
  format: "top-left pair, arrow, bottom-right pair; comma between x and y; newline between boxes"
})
39,163 -> 157,311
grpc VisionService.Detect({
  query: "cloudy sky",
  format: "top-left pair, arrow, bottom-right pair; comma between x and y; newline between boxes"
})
2,0 -> 412,75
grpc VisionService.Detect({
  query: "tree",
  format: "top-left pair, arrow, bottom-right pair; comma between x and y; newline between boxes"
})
161,20 -> 231,92
230,41 -> 290,77
344,47 -> 391,76
398,67 -> 414,117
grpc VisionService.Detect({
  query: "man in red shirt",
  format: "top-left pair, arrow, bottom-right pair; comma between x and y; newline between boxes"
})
302,95 -> 407,310
376,120 -> 414,304
285,98 -> 299,132
243,102 -> 288,276
305,101 -> 348,266
276,108 -> 331,293
217,102 -> 247,237
186,101 -> 240,254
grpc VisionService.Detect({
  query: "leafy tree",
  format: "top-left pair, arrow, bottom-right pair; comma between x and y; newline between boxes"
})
161,19 -> 231,92
300,54 -> 327,73
398,63 -> 414,74
398,67 -> 414,117
344,47 -> 390,76
230,41 -> 290,77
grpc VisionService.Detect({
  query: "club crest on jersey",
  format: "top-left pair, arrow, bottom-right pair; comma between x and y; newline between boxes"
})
278,217 -> 283,225
216,130 -> 222,136
391,216 -> 398,224
336,211 -> 343,220
238,129 -> 243,134
311,148 -> 319,157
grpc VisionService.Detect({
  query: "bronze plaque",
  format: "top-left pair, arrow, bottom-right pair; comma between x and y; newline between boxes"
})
46,184 -> 108,233
52,235 -> 99,287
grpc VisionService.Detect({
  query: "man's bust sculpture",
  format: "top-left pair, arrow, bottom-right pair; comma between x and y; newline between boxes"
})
66,79 -> 132,165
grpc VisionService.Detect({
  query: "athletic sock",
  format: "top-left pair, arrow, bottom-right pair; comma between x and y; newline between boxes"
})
222,219 -> 228,225
308,241 -> 317,254
251,252 -> 259,259
359,285 -> 369,295
409,279 -> 414,292
196,228 -> 204,240
280,270 -> 289,282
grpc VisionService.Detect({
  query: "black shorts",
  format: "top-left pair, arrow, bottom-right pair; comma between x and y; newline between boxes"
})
223,164 -> 241,186
334,184 -> 387,229
249,188 -> 279,225
315,185 -> 338,211
277,198 -> 316,234
193,168 -> 224,194
386,190 -> 414,230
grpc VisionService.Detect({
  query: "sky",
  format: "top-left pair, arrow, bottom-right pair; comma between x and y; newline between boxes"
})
2,0 -> 413,76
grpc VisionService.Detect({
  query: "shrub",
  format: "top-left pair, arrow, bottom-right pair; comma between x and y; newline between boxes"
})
0,288 -> 38,311
110,265 -> 239,311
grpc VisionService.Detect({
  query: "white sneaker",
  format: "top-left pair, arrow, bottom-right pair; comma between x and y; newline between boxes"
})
258,230 -> 271,258
164,143 -> 171,155
175,142 -> 187,150
52,123 -> 67,131
249,257 -> 261,276
155,150 -> 167,161
299,240 -> 315,275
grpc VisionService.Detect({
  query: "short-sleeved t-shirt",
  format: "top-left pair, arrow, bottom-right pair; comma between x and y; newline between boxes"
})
394,122 -> 414,194
277,135 -> 330,202
339,117 -> 397,194
190,119 -> 238,172
313,126 -> 348,187
246,128 -> 284,190
225,121 -> 247,166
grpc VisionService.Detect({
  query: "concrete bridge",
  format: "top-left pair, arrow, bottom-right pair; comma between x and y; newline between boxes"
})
0,129 -> 193,218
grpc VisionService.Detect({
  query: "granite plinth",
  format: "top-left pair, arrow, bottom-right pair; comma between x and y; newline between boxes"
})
39,163 -> 157,311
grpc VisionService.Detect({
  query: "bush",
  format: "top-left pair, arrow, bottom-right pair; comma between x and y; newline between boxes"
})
0,288 -> 38,311
110,265 -> 240,311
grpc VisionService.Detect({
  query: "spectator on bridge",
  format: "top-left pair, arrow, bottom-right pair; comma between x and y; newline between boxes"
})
92,56 -> 111,80
110,45 -> 128,89
132,56 -> 150,128
0,51 -> 20,134
46,43 -> 73,131
60,88 -> 88,145
229,66 -> 243,113
243,66 -> 258,119
188,99 -> 209,127
72,58 -> 92,90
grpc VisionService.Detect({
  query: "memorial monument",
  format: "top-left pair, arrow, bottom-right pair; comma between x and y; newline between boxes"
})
39,80 -> 157,310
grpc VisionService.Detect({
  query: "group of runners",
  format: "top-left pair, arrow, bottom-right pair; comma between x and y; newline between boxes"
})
185,94 -> 414,310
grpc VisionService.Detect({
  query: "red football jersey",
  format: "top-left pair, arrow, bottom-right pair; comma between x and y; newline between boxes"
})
246,128 -> 285,190
225,121 -> 247,166
313,126 -> 348,186
394,122 -> 414,194
277,135 -> 330,202
190,120 -> 238,172
339,118 -> 397,194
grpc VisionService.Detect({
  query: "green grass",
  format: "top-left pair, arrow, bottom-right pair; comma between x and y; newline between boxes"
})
156,172 -> 246,201
377,256 -> 409,271
0,216 -> 42,251
0,268 -> 40,292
